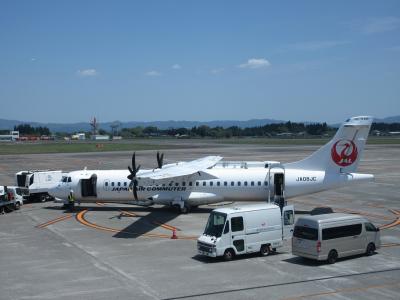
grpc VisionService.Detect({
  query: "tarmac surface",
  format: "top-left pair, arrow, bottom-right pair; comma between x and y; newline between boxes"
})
0,142 -> 399,300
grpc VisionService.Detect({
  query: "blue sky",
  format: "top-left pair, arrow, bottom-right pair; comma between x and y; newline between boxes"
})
0,0 -> 399,123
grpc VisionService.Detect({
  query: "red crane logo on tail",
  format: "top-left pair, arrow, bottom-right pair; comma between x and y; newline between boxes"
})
331,140 -> 358,167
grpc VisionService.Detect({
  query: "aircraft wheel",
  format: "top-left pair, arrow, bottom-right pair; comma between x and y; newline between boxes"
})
180,206 -> 189,214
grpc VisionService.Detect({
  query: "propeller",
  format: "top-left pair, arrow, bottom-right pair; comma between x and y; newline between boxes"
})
156,151 -> 164,169
127,152 -> 141,200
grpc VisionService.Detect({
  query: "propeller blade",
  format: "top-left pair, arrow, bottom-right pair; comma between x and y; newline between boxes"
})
132,152 -> 136,173
133,180 -> 138,200
156,151 -> 164,168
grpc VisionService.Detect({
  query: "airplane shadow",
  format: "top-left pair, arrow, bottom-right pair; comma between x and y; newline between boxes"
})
44,204 -> 213,239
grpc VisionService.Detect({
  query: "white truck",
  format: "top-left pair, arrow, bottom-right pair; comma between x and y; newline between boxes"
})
0,186 -> 23,213
15,170 -> 64,202
197,203 -> 295,260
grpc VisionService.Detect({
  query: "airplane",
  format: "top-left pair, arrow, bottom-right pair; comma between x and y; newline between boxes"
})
49,116 -> 374,213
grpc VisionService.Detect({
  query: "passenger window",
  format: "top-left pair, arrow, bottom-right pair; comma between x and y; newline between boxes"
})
105,182 -> 108,187
124,182 -> 127,187
217,182 -> 220,186
264,181 -> 268,186
244,181 -> 247,186
111,182 -> 114,187
224,221 -> 230,234
189,182 -> 192,186
284,210 -> 294,225
322,224 -> 362,240
118,182 -> 121,187
365,222 -> 377,232
237,181 -> 241,186
231,217 -> 244,232
258,181 -> 261,186
210,181 -> 213,186
203,181 -> 206,186
224,182 -> 228,186
175,182 -> 179,186
231,181 -> 234,186
196,182 -> 199,186
182,182 -> 186,186
251,181 -> 254,186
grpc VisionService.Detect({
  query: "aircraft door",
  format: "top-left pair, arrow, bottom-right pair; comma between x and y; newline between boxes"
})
230,216 -> 246,255
274,173 -> 284,197
81,174 -> 97,197
282,205 -> 295,239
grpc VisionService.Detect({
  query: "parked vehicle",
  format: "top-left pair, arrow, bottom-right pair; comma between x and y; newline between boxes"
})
197,203 -> 295,260
0,186 -> 23,213
15,170 -> 63,202
292,213 -> 380,264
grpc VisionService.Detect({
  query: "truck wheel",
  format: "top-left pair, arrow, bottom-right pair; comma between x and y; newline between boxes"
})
40,195 -> 46,202
223,249 -> 235,261
327,250 -> 338,264
366,243 -> 375,256
260,245 -> 271,256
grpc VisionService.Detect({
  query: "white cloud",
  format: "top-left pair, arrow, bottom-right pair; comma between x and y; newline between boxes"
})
30,58 -> 36,62
238,58 -> 271,69
363,17 -> 400,34
210,68 -> 224,74
172,64 -> 182,70
289,40 -> 349,51
77,69 -> 98,77
145,70 -> 162,76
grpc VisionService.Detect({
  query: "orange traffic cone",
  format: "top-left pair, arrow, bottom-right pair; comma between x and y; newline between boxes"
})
171,229 -> 178,239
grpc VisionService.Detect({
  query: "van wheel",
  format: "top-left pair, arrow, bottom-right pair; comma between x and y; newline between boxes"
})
260,245 -> 271,256
14,202 -> 21,210
366,243 -> 375,256
223,249 -> 235,261
327,250 -> 338,264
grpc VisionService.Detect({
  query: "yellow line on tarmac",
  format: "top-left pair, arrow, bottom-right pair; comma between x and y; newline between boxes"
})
381,243 -> 400,248
36,214 -> 73,228
76,209 -> 197,240
379,209 -> 400,230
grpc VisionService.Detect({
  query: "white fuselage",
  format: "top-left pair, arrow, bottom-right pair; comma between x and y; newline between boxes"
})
50,163 -> 372,207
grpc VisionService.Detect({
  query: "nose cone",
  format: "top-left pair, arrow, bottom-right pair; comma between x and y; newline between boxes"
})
48,184 -> 68,200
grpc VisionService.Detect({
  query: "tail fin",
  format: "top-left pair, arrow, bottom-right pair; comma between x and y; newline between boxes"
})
286,116 -> 373,173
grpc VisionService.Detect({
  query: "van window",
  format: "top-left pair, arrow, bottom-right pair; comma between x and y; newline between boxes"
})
322,224 -> 362,240
284,210 -> 294,225
231,217 -> 244,232
293,226 -> 318,240
365,222 -> 377,232
223,220 -> 230,234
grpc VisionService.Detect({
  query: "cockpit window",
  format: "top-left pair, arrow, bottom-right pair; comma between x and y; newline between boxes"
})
61,176 -> 68,183
67,177 -> 72,182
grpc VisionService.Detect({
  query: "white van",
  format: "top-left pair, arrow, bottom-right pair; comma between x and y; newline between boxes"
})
197,204 -> 295,260
292,213 -> 380,264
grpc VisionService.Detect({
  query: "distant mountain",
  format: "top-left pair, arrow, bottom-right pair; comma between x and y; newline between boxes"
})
1,116 -> 398,133
0,118 -> 284,133
375,115 -> 400,123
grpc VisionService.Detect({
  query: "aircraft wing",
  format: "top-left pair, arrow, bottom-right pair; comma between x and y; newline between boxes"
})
138,156 -> 222,180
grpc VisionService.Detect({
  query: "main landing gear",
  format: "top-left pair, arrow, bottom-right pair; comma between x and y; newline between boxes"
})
172,198 -> 191,214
